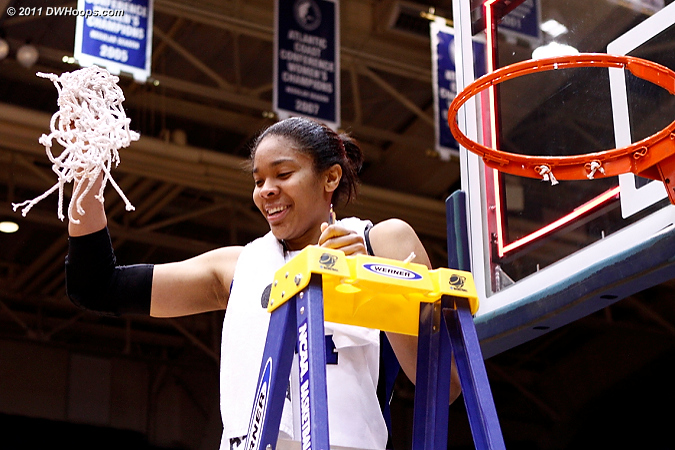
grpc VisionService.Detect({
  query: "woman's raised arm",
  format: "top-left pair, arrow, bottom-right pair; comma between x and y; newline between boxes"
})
67,176 -> 242,318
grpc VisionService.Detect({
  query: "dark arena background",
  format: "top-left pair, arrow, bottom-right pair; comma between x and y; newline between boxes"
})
1,0 -> 675,449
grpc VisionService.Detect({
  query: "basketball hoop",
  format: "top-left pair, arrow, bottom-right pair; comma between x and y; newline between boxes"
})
448,53 -> 675,204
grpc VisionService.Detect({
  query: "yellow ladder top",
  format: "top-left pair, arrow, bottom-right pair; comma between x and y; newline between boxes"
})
268,246 -> 479,336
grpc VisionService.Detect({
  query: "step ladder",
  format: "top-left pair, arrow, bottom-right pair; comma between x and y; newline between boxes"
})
243,230 -> 505,450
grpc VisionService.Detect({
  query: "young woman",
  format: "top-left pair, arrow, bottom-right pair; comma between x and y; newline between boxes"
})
66,117 -> 460,450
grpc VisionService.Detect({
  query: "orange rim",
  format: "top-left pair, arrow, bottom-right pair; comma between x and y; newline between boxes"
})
448,53 -> 675,181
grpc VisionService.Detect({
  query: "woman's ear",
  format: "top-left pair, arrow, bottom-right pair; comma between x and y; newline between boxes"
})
324,164 -> 342,194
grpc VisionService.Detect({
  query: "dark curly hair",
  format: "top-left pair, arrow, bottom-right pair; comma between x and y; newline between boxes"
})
250,117 -> 363,206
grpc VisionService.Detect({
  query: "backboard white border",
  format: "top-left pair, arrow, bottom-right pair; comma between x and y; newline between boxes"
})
608,2 -> 675,218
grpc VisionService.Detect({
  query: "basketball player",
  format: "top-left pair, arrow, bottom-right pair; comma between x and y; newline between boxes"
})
66,117 -> 460,449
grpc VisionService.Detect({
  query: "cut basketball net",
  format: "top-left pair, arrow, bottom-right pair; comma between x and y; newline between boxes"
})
535,165 -> 558,185
12,65 -> 139,223
448,53 -> 675,204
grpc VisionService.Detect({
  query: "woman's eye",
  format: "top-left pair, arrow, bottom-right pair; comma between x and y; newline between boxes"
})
278,172 -> 292,179
254,179 -> 263,187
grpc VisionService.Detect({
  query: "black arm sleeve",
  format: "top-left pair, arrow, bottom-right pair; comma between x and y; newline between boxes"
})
65,227 -> 153,317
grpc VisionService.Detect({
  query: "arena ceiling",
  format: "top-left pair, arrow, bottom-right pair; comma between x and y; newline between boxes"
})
1,0 -> 674,449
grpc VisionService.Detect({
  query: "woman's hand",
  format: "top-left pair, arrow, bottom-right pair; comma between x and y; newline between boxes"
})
318,223 -> 367,256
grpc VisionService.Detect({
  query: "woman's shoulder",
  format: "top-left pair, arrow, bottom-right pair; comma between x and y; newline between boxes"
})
369,218 -> 416,239
367,218 -> 428,265
205,246 -> 245,297
206,245 -> 245,260
194,245 -> 244,278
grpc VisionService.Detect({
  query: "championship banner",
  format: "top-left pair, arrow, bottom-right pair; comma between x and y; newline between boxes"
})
431,21 -> 485,160
74,0 -> 153,82
497,0 -> 541,46
608,0 -> 664,16
274,0 -> 340,129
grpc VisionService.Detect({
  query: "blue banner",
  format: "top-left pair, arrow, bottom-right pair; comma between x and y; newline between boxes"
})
498,0 -> 540,44
431,22 -> 485,158
275,0 -> 339,128
74,0 -> 153,82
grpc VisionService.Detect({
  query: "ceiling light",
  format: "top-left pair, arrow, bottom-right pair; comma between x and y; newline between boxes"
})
540,19 -> 568,38
0,38 -> 9,61
0,221 -> 19,233
532,41 -> 579,59
17,43 -> 39,68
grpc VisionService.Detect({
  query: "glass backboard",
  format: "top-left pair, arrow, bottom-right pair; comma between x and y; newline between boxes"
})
452,0 -> 675,355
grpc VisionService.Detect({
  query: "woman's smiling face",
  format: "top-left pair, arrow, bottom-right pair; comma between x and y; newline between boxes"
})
252,135 -> 337,250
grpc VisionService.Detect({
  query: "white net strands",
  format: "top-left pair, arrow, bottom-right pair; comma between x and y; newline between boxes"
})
12,65 -> 139,223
